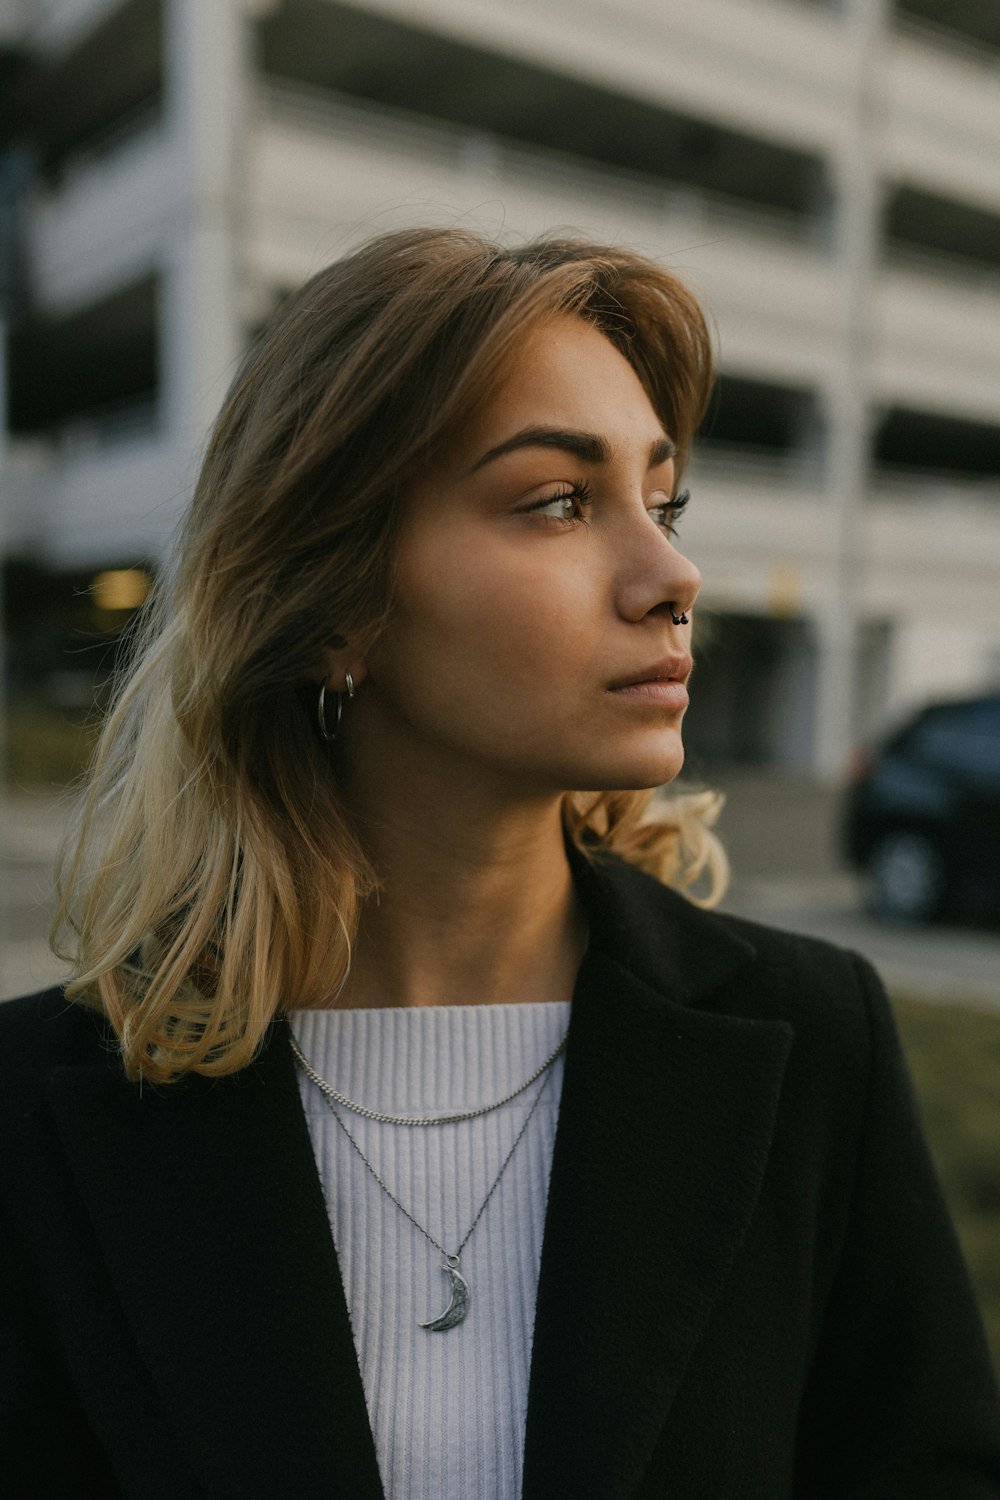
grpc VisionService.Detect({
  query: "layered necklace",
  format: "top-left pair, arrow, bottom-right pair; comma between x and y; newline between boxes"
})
289,1025 -> 568,1331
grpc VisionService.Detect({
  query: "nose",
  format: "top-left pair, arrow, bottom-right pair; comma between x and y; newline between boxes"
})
614,520 -> 702,626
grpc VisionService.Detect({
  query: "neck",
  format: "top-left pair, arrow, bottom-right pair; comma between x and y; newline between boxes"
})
330,762 -> 587,1011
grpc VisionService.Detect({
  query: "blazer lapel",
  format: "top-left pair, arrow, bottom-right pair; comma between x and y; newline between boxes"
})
47,1021 -> 384,1499
522,856 -> 793,1500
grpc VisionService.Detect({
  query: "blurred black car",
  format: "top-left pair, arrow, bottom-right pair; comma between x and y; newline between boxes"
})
843,693 -> 1000,923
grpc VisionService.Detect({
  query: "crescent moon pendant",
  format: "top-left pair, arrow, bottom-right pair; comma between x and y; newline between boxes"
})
419,1262 -> 471,1331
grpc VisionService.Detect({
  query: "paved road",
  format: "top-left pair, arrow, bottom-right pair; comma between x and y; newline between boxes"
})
709,768 -> 1000,1009
3,770 -> 999,1006
721,873 -> 1000,1011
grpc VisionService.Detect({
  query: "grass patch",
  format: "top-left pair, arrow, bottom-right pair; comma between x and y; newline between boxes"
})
891,991 -> 1000,1379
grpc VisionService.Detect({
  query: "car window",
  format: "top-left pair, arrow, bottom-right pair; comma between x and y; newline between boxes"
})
908,700 -> 1000,777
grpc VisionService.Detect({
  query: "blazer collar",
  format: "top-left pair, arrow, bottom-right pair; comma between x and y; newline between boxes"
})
48,853 -> 790,1500
569,843 -> 759,1005
521,851 -> 793,1498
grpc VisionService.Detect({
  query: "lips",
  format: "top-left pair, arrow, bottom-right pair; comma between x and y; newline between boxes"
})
608,655 -> 693,691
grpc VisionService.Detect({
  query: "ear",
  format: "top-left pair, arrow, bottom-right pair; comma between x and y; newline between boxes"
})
321,646 -> 368,693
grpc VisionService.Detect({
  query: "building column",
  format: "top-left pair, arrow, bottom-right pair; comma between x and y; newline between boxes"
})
161,0 -> 253,483
813,0 -> 890,779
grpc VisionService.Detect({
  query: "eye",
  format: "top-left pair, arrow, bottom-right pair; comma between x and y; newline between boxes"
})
648,488 -> 690,536
526,482 -> 593,522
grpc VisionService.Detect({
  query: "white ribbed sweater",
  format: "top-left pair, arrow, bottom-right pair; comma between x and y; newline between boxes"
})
288,1001 -> 570,1500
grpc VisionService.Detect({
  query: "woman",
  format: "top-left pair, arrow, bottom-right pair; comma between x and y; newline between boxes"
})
1,228 -> 998,1499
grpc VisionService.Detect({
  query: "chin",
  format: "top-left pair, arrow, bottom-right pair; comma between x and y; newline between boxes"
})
575,739 -> 686,794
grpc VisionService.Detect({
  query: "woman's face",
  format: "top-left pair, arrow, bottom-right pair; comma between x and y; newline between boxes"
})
349,314 -> 702,798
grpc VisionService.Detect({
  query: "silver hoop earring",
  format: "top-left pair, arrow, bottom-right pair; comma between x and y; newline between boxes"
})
670,606 -> 690,626
317,683 -> 342,743
318,676 -> 357,742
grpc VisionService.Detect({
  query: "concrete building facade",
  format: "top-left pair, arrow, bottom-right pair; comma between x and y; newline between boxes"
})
2,0 -> 1000,776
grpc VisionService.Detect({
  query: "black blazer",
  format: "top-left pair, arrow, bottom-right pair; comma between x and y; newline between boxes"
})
2,852 -> 999,1499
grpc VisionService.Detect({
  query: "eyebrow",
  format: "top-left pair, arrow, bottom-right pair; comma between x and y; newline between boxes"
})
468,426 -> 677,474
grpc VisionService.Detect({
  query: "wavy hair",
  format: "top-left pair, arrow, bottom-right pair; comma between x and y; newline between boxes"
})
54,226 -> 727,1082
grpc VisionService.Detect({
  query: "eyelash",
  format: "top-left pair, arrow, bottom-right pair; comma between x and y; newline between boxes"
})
526,482 -> 593,522
650,489 -> 690,536
528,484 -> 690,535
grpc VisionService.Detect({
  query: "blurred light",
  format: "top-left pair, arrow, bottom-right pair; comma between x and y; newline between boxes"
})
768,559 -> 803,618
91,569 -> 150,612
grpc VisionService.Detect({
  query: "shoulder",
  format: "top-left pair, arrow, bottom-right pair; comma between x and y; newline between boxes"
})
588,850 -> 884,1011
0,984 -> 113,1059
640,885 -> 914,1184
704,901 -> 884,1014
0,987 -> 118,1125
583,852 -> 891,1080
698,901 -> 891,1078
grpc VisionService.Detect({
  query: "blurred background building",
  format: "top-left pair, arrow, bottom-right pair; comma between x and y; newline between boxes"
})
2,0 -> 1000,779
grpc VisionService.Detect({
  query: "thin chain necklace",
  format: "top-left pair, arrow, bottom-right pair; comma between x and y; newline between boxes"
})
290,1027 -> 566,1331
288,1029 -> 567,1126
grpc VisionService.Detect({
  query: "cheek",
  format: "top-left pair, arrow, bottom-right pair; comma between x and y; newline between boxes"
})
386,534 -> 599,711
395,534 -> 593,669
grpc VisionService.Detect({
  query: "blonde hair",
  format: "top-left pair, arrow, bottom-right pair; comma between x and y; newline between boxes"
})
54,226 -> 727,1083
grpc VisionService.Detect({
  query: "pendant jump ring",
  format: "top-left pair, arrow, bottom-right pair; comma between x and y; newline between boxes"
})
445,1253 -> 460,1269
